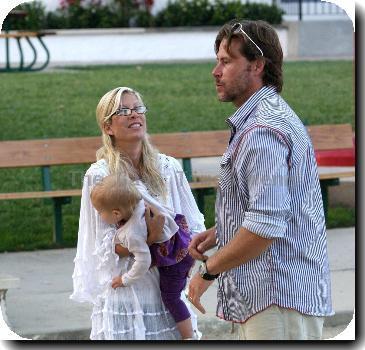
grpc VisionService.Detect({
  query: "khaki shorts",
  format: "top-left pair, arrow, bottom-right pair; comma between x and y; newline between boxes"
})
237,305 -> 324,340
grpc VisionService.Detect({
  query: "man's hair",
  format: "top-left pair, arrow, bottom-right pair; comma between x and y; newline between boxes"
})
215,19 -> 283,92
90,174 -> 141,219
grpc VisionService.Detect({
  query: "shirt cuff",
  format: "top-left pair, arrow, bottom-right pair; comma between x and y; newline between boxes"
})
121,273 -> 131,287
242,211 -> 287,239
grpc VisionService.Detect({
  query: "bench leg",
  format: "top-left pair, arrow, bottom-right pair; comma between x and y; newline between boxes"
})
196,190 -> 206,214
194,188 -> 216,215
320,179 -> 340,223
53,197 -> 72,245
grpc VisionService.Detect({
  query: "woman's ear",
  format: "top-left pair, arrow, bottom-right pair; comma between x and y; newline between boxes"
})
104,122 -> 114,136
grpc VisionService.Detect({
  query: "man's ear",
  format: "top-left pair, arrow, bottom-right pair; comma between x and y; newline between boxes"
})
254,58 -> 265,75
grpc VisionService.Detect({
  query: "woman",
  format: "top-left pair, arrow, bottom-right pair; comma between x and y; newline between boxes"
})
70,87 -> 205,340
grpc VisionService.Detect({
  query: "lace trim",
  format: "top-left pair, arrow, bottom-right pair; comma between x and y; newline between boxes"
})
90,325 -> 177,337
145,326 -> 178,336
91,309 -> 171,317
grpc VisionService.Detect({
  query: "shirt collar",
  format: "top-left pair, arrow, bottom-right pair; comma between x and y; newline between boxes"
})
226,85 -> 277,132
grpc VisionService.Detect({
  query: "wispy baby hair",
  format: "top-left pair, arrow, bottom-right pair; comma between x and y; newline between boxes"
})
90,174 -> 141,219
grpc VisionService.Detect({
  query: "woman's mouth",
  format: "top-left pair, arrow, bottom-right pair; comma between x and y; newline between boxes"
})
128,122 -> 143,129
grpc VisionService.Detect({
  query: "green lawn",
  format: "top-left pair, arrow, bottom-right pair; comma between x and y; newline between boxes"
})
0,61 -> 355,252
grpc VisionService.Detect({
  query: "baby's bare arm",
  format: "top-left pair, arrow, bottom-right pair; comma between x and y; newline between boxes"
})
115,244 -> 130,257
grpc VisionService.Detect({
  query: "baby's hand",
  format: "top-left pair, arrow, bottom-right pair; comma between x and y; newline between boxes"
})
111,276 -> 124,289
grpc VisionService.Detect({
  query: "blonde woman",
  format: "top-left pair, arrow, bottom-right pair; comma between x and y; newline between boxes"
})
70,87 -> 205,340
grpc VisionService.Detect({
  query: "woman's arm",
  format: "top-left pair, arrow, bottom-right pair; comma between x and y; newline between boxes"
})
145,203 -> 165,246
71,165 -> 115,303
167,156 -> 206,234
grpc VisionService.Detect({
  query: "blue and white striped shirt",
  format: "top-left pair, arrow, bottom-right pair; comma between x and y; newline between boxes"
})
215,86 -> 334,322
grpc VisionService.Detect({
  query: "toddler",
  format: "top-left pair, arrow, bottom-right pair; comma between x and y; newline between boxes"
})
90,173 -> 195,340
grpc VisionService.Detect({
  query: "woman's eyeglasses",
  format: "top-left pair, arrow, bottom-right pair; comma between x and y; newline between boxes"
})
231,22 -> 264,57
115,106 -> 147,117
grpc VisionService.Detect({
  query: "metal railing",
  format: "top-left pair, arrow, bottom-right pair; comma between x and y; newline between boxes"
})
277,0 -> 345,20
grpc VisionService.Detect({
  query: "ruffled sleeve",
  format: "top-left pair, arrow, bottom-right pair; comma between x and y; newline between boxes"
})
70,161 -> 118,304
159,154 -> 206,235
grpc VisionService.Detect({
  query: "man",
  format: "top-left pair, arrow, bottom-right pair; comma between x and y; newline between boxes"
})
187,19 -> 334,340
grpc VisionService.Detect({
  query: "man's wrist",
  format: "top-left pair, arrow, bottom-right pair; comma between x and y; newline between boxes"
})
199,259 -> 219,281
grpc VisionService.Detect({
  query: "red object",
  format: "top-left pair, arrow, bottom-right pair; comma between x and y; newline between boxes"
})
315,136 -> 355,166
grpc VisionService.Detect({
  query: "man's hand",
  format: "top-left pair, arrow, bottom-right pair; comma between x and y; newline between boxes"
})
188,227 -> 216,260
145,203 -> 165,246
111,276 -> 124,289
187,272 -> 214,314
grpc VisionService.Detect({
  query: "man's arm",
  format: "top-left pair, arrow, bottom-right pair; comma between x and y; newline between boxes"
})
205,227 -> 273,275
188,227 -> 273,313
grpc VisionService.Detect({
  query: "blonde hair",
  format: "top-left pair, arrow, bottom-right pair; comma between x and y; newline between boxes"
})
90,174 -> 141,220
95,86 -> 167,199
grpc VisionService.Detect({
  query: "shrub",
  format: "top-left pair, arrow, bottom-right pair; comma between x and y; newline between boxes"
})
3,0 -> 283,30
155,0 -> 284,27
48,0 -> 120,29
2,1 -> 47,31
209,0 -> 248,26
244,3 -> 284,25
155,0 -> 214,27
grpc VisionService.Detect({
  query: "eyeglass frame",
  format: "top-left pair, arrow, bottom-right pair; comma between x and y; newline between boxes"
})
231,22 -> 264,57
107,105 -> 148,119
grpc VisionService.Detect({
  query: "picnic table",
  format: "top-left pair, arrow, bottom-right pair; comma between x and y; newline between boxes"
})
0,10 -> 55,72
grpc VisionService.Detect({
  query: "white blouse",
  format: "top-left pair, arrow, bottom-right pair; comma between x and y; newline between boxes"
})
70,154 -> 205,340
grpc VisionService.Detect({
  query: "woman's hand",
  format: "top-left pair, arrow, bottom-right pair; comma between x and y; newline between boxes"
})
145,203 -> 165,246
188,227 -> 216,261
115,244 -> 130,257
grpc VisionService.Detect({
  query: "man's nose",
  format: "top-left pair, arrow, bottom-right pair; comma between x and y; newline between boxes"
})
212,63 -> 221,78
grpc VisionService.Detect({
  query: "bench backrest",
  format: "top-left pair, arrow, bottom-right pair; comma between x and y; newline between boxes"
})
0,124 -> 354,169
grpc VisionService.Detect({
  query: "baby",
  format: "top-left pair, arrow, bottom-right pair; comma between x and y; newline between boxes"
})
90,173 -> 195,340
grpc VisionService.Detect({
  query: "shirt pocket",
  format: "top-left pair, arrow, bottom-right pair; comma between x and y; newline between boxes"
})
218,152 -> 233,193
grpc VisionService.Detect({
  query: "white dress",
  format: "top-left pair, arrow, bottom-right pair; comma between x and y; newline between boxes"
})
70,154 -> 206,340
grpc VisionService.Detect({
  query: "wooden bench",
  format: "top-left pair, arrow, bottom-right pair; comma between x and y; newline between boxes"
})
0,30 -> 55,72
0,124 -> 354,244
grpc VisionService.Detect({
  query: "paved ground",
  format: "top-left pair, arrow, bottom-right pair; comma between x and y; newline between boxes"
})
0,227 -> 355,341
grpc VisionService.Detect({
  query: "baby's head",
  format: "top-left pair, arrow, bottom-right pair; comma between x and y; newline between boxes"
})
90,174 -> 141,225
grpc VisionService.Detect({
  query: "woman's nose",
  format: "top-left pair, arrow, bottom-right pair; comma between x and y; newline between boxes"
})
129,110 -> 138,118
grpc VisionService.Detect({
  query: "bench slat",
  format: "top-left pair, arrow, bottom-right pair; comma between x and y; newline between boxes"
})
0,169 -> 354,201
0,189 -> 81,200
0,124 -> 354,168
306,124 -> 353,150
0,32 -> 39,38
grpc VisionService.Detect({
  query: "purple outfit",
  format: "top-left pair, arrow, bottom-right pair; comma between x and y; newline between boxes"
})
150,214 -> 194,323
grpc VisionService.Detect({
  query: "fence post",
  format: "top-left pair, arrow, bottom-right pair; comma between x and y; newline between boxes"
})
298,0 -> 303,20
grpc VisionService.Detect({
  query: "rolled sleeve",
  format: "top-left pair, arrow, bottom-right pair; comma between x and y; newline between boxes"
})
237,127 -> 292,239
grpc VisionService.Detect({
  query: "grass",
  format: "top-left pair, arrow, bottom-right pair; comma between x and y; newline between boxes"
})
0,61 -> 355,252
